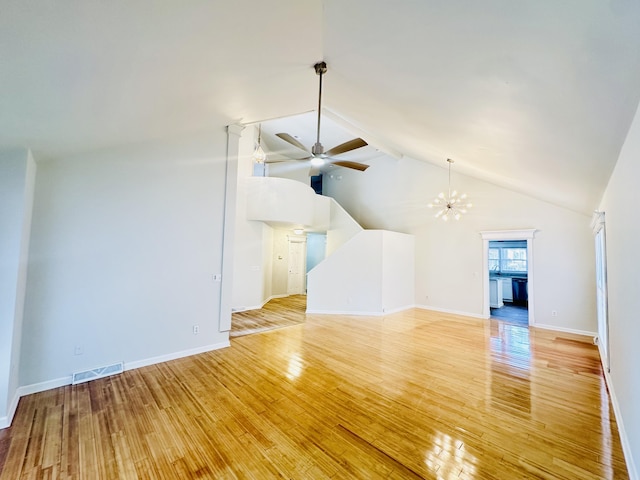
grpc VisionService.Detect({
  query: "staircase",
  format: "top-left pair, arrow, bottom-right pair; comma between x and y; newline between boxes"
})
245,176 -> 415,315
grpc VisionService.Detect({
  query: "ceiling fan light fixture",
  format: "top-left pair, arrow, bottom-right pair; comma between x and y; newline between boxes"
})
273,61 -> 370,172
429,158 -> 471,221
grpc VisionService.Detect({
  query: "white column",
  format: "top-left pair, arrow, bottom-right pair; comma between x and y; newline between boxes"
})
218,125 -> 244,332
0,149 -> 36,428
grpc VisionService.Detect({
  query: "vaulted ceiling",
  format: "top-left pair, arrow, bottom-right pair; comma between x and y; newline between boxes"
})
2,1 -> 640,214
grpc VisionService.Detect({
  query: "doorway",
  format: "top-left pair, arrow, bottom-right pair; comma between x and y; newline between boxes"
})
481,230 -> 537,326
306,233 -> 327,274
488,240 -> 529,326
287,236 -> 307,295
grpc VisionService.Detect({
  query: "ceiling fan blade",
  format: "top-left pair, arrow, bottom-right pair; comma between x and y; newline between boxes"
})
275,133 -> 311,154
325,138 -> 368,157
329,160 -> 370,172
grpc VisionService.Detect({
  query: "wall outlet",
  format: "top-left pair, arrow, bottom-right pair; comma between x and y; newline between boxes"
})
211,274 -> 222,282
74,345 -> 83,355
551,310 -> 558,317
193,325 -> 199,335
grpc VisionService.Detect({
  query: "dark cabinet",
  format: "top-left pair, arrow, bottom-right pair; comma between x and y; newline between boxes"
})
512,278 -> 528,306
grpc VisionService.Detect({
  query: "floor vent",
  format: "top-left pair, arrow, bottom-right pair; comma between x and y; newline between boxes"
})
72,362 -> 124,385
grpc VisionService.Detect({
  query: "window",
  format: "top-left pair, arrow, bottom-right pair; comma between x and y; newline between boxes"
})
489,242 -> 527,273
489,248 -> 500,271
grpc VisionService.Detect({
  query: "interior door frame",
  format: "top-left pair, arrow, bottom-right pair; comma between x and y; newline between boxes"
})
480,229 -> 537,323
287,235 -> 307,295
591,211 -> 610,373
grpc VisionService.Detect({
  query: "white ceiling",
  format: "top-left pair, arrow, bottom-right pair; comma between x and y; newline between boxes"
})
2,1 -> 640,214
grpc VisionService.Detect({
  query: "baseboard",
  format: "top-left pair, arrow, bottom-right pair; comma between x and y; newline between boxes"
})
305,309 -> 389,316
232,294 -> 289,313
125,340 -> 230,371
598,345 -> 638,480
1,340 -> 230,430
306,304 -> 421,316
532,323 -> 597,338
18,375 -> 73,398
0,390 -> 22,429
415,304 -> 487,320
382,304 -> 415,315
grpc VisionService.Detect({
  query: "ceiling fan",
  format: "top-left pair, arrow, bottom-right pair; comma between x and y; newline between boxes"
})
275,62 -> 370,172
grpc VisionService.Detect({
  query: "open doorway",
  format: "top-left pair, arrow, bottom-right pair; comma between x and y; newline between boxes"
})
481,230 -> 537,326
488,240 -> 528,326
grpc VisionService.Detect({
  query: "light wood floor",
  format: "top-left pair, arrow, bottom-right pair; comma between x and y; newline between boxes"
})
0,304 -> 629,479
230,295 -> 307,337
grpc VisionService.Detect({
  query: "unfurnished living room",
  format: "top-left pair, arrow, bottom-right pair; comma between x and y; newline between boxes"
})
1,2 -> 639,479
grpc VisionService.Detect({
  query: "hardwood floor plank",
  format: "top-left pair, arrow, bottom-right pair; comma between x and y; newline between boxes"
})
230,294 -> 307,337
0,301 -> 630,479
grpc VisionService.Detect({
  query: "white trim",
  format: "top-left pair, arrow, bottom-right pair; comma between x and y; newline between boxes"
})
480,229 -> 537,324
415,304 -> 487,320
532,323 -> 597,337
17,376 -> 73,398
305,307 -> 413,316
305,309 -> 390,316
306,304 -> 486,319
591,211 -> 610,373
231,294 -> 288,313
1,341 -> 230,430
591,210 -> 606,235
480,229 -> 537,240
382,305 -> 416,315
305,304 -> 415,316
599,345 -> 638,480
305,304 -> 414,316
219,124 -> 244,332
124,341 -> 230,371
0,391 -> 22,429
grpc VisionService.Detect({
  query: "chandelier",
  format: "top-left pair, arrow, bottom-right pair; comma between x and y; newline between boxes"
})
253,124 -> 267,163
428,158 -> 472,221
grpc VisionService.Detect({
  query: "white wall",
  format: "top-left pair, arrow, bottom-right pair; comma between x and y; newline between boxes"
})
382,231 -> 415,313
0,149 -> 36,427
326,197 -> 363,256
307,231 -> 383,314
19,132 -> 230,389
246,176 -> 319,227
307,230 -> 415,314
266,161 -> 312,184
324,155 -> 596,333
598,103 -> 640,478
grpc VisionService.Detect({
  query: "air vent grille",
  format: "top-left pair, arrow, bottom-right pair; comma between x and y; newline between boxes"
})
72,362 -> 124,385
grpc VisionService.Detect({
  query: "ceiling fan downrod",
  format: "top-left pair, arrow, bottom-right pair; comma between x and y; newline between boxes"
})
312,61 -> 327,156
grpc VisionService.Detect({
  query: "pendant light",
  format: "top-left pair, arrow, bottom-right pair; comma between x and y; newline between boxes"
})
253,124 -> 267,163
428,159 -> 472,221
